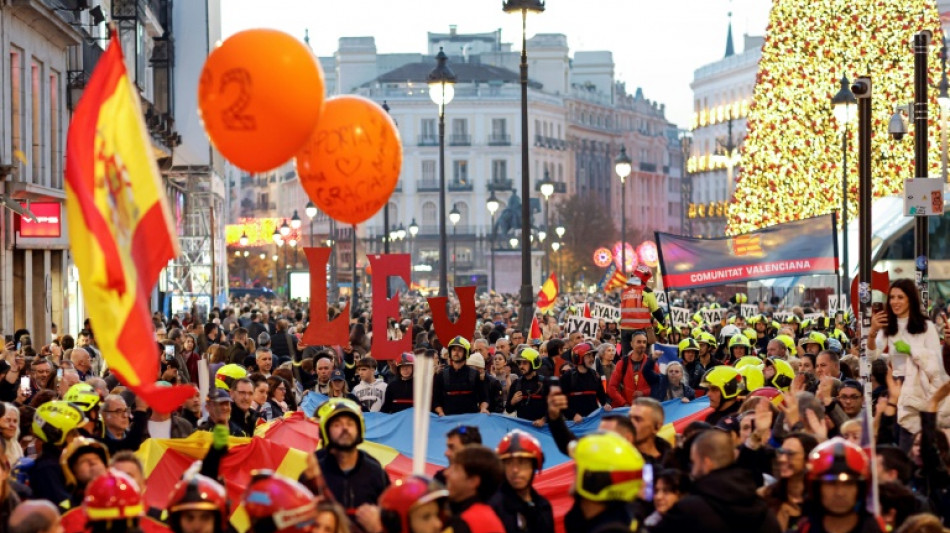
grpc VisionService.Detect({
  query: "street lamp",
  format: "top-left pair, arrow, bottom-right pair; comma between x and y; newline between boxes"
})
272,227 -> 282,246
503,0 -> 545,327
428,47 -> 456,298
555,221 -> 565,239
614,145 -> 633,274
279,219 -> 291,237
449,204 -> 461,284
551,241 -> 561,277
831,74 -> 857,299
408,218 -> 419,270
510,236 -> 519,249
538,169 -> 554,278
486,190 -> 501,292
304,201 -> 317,247
290,210 -> 302,230
239,231 -> 249,247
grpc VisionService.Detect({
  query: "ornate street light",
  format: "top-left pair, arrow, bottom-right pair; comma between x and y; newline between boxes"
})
239,231 -> 249,247
614,145 -> 633,274
279,219 -> 291,237
290,210 -> 302,230
831,74 -> 857,299
428,47 -> 456,297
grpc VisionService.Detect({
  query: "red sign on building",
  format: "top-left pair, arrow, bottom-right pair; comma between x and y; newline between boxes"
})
18,202 -> 61,238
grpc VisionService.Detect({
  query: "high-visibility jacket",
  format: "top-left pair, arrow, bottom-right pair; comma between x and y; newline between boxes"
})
621,284 -> 652,331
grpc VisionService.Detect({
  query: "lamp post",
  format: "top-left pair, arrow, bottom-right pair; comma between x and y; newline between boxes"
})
555,221 -> 565,241
551,241 -> 560,277
831,74 -> 857,300
428,48 -> 456,298
486,190 -> 500,292
503,0 -> 544,328
538,170 -> 554,278
328,220 -> 339,303
614,146 -> 632,274
305,201 -> 317,247
279,219 -> 291,239
408,218 -> 419,269
914,31 -> 931,309
382,101 -> 393,255
449,204 -> 461,284
239,231 -> 248,247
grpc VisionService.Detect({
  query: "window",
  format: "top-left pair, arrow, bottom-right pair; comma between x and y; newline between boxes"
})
452,160 -> 468,184
451,118 -> 467,136
491,160 -> 507,182
10,48 -> 24,175
491,118 -> 506,136
421,118 -> 436,137
49,70 -> 61,189
534,119 -> 540,136
422,201 -> 437,225
31,59 -> 43,185
421,160 -> 436,181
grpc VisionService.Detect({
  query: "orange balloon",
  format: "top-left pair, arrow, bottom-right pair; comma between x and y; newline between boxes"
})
198,29 -> 324,172
295,95 -> 403,225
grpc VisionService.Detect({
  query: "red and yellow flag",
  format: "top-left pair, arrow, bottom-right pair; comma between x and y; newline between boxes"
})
605,270 -> 628,291
536,273 -> 558,314
65,35 -> 192,413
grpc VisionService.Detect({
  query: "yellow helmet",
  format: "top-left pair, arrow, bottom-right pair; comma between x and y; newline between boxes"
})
734,356 -> 764,370
316,398 -> 365,447
514,347 -> 541,371
784,315 -> 802,325
64,383 -> 100,412
803,331 -> 827,350
733,293 -> 748,304
766,358 -> 796,392
690,326 -> 704,339
691,312 -> 704,326
697,331 -> 718,349
728,334 -> 752,354
447,336 -> 472,358
215,363 -> 247,391
678,338 -> 700,357
572,431 -> 643,502
773,334 -> 796,353
801,319 -> 813,330
61,436 -> 110,487
737,365 -> 765,393
33,401 -> 86,446
701,366 -> 744,399
742,328 -> 757,341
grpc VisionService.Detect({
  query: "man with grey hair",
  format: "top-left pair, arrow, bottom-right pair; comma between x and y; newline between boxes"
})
57,369 -> 80,399
86,377 -> 109,400
9,500 -> 61,533
70,347 -> 93,381
101,393 -> 149,454
472,339 -> 490,359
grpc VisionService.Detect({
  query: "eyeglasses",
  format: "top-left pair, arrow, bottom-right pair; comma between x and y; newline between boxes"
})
104,408 -> 131,415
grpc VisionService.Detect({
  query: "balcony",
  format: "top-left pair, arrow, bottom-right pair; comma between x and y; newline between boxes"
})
533,135 -> 566,150
449,134 -> 471,146
488,133 -> 511,146
417,179 -> 440,192
418,135 -> 439,146
489,179 -> 513,191
639,162 -> 658,173
448,181 -> 473,191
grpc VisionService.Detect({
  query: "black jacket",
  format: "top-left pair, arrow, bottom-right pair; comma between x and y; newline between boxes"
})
228,405 -> 258,437
507,373 -> 546,421
651,465 -> 781,533
27,445 -> 69,506
381,377 -> 414,413
102,409 -> 149,454
488,481 -> 554,533
433,365 -> 488,415
270,330 -> 297,360
485,374 -> 506,414
563,499 -> 636,532
315,449 -> 390,514
561,368 -> 608,418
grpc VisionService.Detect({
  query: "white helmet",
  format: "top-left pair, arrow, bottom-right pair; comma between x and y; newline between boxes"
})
719,324 -> 742,345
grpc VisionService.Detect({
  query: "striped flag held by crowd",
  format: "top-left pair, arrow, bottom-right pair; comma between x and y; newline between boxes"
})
65,33 -> 194,413
536,273 -> 559,314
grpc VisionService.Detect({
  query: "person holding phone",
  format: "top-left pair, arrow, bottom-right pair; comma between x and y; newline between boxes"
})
868,278 -> 945,450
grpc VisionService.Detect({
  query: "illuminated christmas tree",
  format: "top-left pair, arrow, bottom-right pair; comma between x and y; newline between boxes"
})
727,0 -> 944,234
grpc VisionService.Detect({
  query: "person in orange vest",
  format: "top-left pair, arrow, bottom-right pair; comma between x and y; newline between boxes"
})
620,266 -> 664,356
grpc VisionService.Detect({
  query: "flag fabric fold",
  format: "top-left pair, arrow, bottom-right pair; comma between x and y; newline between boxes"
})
605,269 -> 627,291
65,34 -> 191,413
536,273 -> 558,314
529,315 -> 542,343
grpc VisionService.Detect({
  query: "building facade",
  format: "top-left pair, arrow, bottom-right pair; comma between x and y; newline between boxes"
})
687,27 -> 762,238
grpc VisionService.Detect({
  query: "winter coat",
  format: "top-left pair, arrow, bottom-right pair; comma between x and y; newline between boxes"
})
652,465 -> 781,533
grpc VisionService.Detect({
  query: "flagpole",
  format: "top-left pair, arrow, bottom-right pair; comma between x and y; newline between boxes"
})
210,205 -> 217,307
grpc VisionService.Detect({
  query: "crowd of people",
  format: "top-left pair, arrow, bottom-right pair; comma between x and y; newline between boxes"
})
3,274 -> 950,533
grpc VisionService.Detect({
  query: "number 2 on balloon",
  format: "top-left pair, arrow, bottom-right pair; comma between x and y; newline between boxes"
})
219,68 -> 256,131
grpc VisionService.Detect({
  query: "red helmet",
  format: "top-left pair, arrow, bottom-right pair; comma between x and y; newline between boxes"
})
168,473 -> 229,531
747,387 -> 785,407
569,342 -> 595,365
84,469 -> 144,522
496,429 -> 544,472
379,475 -> 448,533
396,353 -> 415,367
242,470 -> 317,533
806,436 -> 869,482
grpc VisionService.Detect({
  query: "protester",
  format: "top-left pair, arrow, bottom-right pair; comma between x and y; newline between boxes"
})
488,430 -> 554,533
442,445 -> 505,533
352,356 -> 387,413
433,337 -> 489,416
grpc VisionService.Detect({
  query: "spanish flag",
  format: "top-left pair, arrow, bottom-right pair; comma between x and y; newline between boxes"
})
65,34 -> 193,413
536,273 -> 558,314
605,269 -> 628,291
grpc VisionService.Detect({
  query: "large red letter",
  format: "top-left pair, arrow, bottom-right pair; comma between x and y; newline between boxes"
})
428,286 -> 477,344
301,248 -> 350,347
368,253 -> 412,360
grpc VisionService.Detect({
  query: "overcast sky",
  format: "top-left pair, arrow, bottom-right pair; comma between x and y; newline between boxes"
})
220,0 -> 772,128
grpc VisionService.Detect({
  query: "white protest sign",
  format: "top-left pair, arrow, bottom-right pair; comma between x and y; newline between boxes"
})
740,304 -> 757,318
591,303 -> 621,322
655,291 -> 668,307
773,311 -> 793,323
803,313 -> 822,322
564,316 -> 602,338
670,306 -> 691,328
828,295 -> 848,313
701,308 -> 727,325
